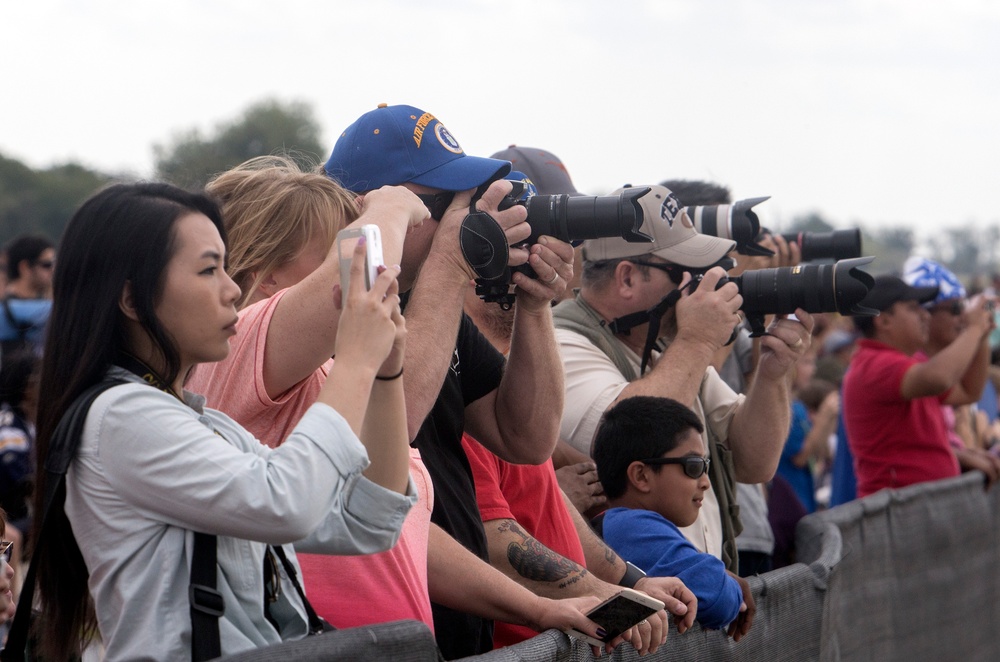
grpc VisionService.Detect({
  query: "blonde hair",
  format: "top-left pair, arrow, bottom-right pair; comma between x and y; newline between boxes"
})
207,155 -> 359,308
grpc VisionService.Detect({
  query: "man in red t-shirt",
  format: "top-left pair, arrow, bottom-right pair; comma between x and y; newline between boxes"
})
461,285 -> 715,649
843,275 -> 994,497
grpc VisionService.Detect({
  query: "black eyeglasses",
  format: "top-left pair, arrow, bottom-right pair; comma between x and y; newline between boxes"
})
416,192 -> 455,222
641,455 -> 711,479
0,539 -> 12,564
628,259 -> 685,285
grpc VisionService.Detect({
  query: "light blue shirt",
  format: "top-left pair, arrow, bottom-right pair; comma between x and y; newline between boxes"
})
66,368 -> 415,661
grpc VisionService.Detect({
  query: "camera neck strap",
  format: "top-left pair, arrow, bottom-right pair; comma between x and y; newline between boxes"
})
607,289 -> 684,376
114,352 -> 185,403
607,278 -> 739,376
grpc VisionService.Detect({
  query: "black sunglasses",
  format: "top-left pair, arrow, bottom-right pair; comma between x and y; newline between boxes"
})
641,455 -> 711,479
628,259 -> 686,285
416,192 -> 456,222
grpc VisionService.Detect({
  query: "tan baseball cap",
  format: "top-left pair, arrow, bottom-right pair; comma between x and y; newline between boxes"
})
582,185 -> 736,268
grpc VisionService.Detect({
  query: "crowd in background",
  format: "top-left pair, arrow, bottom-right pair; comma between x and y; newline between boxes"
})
1,103 -> 999,661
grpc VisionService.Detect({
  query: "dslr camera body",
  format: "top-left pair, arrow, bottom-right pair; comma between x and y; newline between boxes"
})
461,175 -> 653,307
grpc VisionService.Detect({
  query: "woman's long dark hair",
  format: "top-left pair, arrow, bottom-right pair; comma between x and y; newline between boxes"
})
31,182 -> 226,659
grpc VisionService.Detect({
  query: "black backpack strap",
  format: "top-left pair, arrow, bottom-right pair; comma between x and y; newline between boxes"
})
271,545 -> 333,635
190,532 -> 224,661
1,379 -> 125,662
1,379 -> 225,662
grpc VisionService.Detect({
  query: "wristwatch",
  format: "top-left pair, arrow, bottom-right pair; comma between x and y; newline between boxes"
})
618,561 -> 647,588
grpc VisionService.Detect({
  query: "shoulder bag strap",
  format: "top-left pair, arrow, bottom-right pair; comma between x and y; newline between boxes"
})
190,532 -> 223,661
271,545 -> 333,635
0,379 -> 224,662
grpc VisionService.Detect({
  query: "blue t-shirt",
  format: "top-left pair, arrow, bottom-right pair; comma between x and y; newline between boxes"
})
602,507 -> 742,630
829,406 -> 856,508
777,400 -> 817,513
978,379 -> 998,424
0,297 -> 51,356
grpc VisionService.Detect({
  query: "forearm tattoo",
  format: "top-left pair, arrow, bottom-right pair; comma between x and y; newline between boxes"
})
497,520 -> 589,588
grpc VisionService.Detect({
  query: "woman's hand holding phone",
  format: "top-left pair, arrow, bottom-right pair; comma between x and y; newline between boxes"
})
327,234 -> 410,495
332,237 -> 402,380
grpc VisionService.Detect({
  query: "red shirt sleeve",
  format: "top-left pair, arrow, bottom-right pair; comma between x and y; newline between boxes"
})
461,433 -> 514,522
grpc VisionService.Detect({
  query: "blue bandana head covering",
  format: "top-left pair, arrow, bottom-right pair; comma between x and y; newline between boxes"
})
902,256 -> 966,305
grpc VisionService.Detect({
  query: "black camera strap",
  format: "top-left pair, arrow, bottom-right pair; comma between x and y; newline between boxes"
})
607,279 -> 739,375
461,177 -> 513,282
639,290 -> 683,375
460,210 -> 510,281
606,290 -> 684,376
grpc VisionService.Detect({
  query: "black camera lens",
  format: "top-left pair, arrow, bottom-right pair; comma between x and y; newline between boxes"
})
522,187 -> 652,245
730,256 -> 876,317
780,229 -> 862,262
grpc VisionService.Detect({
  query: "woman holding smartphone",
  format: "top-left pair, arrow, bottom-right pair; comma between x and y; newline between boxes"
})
30,182 -> 415,660
189,157 -> 608,648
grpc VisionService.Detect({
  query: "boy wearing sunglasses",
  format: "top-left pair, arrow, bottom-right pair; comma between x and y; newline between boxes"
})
593,396 -> 745,631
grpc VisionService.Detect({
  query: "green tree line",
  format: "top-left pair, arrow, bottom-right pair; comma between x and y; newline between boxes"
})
1,98 -> 997,284
0,99 -> 324,247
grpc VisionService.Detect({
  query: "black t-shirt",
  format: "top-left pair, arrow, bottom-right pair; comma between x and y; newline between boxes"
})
414,312 -> 505,659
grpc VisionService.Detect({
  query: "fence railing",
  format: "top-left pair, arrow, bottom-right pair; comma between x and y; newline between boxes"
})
214,472 -> 999,661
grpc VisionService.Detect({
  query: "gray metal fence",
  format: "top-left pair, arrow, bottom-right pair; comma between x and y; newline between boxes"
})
212,472 -> 999,661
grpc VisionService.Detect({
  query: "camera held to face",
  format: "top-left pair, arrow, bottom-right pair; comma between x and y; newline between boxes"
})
462,177 -> 654,307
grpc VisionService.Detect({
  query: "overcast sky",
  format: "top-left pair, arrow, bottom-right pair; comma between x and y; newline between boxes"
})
3,0 -> 999,241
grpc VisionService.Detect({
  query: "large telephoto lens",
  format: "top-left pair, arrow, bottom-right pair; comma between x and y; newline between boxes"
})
523,187 -> 652,245
688,197 -> 773,256
780,229 -> 862,262
732,256 -> 877,317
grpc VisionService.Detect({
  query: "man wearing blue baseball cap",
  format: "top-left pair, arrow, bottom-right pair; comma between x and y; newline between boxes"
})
903,258 -> 1000,485
326,105 -> 581,658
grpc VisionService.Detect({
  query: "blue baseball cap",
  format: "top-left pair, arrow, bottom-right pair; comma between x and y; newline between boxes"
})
505,170 -> 538,202
324,104 -> 511,193
902,256 -> 966,305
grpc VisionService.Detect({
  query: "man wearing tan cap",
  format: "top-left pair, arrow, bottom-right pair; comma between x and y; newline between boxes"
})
552,185 -> 814,577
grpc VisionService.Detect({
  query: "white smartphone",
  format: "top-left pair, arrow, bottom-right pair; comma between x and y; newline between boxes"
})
566,587 -> 665,648
337,225 -> 384,292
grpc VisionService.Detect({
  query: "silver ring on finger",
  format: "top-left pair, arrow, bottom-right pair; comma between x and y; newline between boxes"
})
791,337 -> 804,349
544,272 -> 559,284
